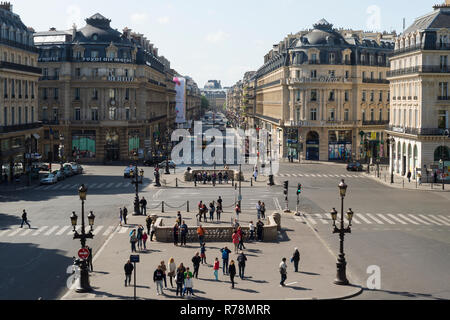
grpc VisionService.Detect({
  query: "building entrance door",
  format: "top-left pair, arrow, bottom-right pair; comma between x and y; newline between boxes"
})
105,130 -> 120,161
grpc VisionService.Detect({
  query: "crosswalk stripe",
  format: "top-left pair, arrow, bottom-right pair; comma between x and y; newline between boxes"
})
56,226 -> 71,235
0,229 -> 11,237
387,214 -> 408,225
106,183 -> 115,188
350,216 -> 361,224
406,215 -> 431,225
8,229 -> 22,237
294,216 -> 306,224
315,214 -> 329,224
427,215 -> 450,226
116,182 -> 123,188
303,174 -> 310,177
356,214 -> 373,224
376,214 -> 396,225
61,184 -> 72,190
397,214 -> 420,225
89,183 -> 98,189
103,226 -> 115,236
97,183 -> 106,189
93,226 -> 104,235
437,215 -> 450,223
418,215 -> 443,226
49,185 -> 61,190
363,214 -> 384,224
68,226 -> 81,235
303,214 -> 317,225
19,229 -> 33,236
42,185 -> 54,190
32,226 -> 48,236
119,226 -> 130,233
45,226 -> 59,236
35,185 -> 45,190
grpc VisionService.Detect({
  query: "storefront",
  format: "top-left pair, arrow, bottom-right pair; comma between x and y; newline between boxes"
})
72,130 -> 97,160
328,130 -> 352,161
286,128 -> 299,160
306,131 -> 320,161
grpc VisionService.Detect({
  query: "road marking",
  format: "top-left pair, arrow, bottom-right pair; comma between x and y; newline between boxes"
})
103,226 -> 115,236
387,214 -> 408,225
397,214 -> 420,225
106,183 -> 115,188
286,282 -> 298,286
350,216 -> 362,224
428,215 -> 450,226
44,226 -> 59,236
42,185 -> 54,190
97,183 -> 106,189
315,214 -> 329,224
32,226 -> 48,236
8,229 -> 22,237
61,184 -> 72,190
89,183 -> 98,189
363,213 -> 384,224
35,186 -> 45,190
67,226 -> 81,235
116,183 -> 123,188
437,215 -> 450,223
273,197 -> 282,211
376,214 -> 396,225
48,185 -> 60,191
356,214 -> 373,224
294,216 -> 306,224
309,174 -> 316,177
93,226 -> 104,235
418,215 -> 443,226
19,229 -> 33,236
303,214 -> 317,225
119,226 -> 130,234
406,215 -> 431,225
56,226 -> 71,235
0,229 -> 11,237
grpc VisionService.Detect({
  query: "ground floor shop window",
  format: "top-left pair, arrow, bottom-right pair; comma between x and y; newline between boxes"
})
72,131 -> 96,158
328,130 -> 352,161
129,135 -> 140,156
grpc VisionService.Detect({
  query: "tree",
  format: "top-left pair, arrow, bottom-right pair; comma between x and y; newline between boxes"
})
201,96 -> 210,110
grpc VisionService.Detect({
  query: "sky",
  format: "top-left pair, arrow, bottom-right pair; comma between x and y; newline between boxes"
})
12,0 -> 436,87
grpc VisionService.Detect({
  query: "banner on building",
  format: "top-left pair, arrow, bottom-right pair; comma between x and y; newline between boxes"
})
173,77 -> 186,124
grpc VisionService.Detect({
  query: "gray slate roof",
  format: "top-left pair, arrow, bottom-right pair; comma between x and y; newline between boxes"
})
404,7 -> 450,34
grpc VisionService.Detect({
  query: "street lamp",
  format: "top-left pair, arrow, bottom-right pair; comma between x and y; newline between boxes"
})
165,128 -> 171,175
268,133 -> 274,186
389,137 -> 395,184
131,153 -> 144,216
330,179 -> 353,286
71,184 -> 95,293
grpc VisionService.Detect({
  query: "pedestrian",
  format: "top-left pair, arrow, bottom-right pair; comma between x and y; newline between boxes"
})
137,225 -> 144,251
180,220 -> 188,246
407,171 -> 412,183
86,245 -> 93,272
200,243 -> 207,264
235,203 -> 241,220
160,260 -> 168,288
176,267 -> 185,296
213,258 -> 220,281
253,168 -> 258,182
168,257 -> 176,288
232,218 -> 240,232
418,173 -> 422,186
192,252 -> 201,279
150,222 -> 156,241
173,223 -> 179,246
177,263 -> 186,274
279,258 -> 288,287
140,197 -> 147,215
130,229 -> 137,252
20,210 -> 31,229
124,259 -> 134,287
183,273 -> 194,297
119,207 -> 123,227
237,251 -> 247,280
176,211 -> 182,226
256,201 -> 261,220
142,232 -> 148,250
153,265 -> 165,295
291,248 -> 300,272
256,219 -> 264,241
123,207 -> 128,225
209,202 -> 215,222
249,221 -> 255,241
146,215 -> 152,234
197,224 -> 205,246
224,172 -> 229,184
218,172 -> 223,184
202,204 -> 208,223
232,231 -> 240,254
216,204 -> 222,222
217,196 -> 223,211
434,171 -> 438,184
220,246 -> 232,274
261,202 -> 266,219
237,226 -> 246,250
229,260 -> 236,289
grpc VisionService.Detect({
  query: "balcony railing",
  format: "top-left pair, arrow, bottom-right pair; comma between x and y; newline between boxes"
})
387,65 -> 450,77
438,96 -> 449,101
393,43 -> 450,56
387,125 -> 449,136
0,122 -> 43,134
0,61 -> 42,75
363,78 -> 389,84
362,120 -> 389,126
39,75 -> 59,81
0,38 -> 39,53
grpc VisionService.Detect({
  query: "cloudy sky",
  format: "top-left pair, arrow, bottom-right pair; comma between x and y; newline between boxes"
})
13,0 -> 434,87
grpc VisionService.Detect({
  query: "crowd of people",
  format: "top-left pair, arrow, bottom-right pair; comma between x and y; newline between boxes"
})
194,171 -> 231,185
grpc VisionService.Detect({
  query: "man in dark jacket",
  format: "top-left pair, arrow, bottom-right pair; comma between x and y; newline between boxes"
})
237,251 -> 247,280
192,252 -> 202,279
180,221 -> 188,246
20,210 -> 31,229
140,197 -> 147,215
256,220 -> 264,241
123,207 -> 128,225
153,265 -> 165,295
292,248 -> 300,272
86,246 -> 93,272
220,246 -> 232,275
124,260 -> 134,287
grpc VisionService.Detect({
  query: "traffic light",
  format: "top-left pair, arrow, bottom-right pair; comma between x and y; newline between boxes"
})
297,183 -> 302,195
283,181 -> 289,195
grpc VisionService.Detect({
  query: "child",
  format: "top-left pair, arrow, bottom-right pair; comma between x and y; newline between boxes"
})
142,232 -> 148,250
200,243 -> 207,264
183,274 -> 194,297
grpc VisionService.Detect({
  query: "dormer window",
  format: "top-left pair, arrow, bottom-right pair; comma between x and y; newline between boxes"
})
92,34 -> 98,41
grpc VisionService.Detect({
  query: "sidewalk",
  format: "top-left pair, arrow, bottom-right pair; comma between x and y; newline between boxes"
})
61,211 -> 362,301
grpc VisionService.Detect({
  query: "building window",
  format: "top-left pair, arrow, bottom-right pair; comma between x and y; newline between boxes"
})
75,88 -> 80,100
379,72 -> 383,80
91,51 -> 99,58
54,88 -> 59,100
31,106 -> 34,123
4,79 -> 7,98
75,108 -> 81,121
370,72 -> 374,80
310,108 -> 317,121
3,107 -> 6,126
362,71 -> 366,79
53,108 -> 58,122
25,106 -> 28,123
311,90 -> 317,102
415,110 -> 418,128
345,91 -> 349,102
329,90 -> 335,101
439,82 -> 448,98
75,68 -> 81,77
109,107 -> 117,120
370,91 -> 374,102
388,109 -> 390,123
125,88 -> 130,100
379,91 -> 383,102
91,109 -> 99,121
329,53 -> 335,64
362,109 -> 366,122
344,109 -> 349,121
438,110 -> 448,129
43,88 -> 48,100
311,70 -> 317,78
18,107 -> 21,124
11,80 -> 15,98
126,108 -> 130,120
329,108 -> 336,121
31,82 -> 35,98
93,88 -> 98,100
328,70 -> 335,77
11,107 -> 14,125
440,55 -> 448,71
43,68 -> 48,77
370,109 -> 374,121
311,53 -> 317,63
362,91 -> 366,102
379,109 -> 383,121
345,71 -> 349,79
109,89 -> 116,100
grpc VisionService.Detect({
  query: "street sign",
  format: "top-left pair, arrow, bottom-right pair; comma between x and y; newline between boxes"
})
78,248 -> 90,260
130,255 -> 140,263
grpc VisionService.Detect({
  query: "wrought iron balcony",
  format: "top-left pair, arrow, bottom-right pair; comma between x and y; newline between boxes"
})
362,120 -> 389,126
362,78 -> 389,84
0,122 -> 43,134
387,125 -> 449,136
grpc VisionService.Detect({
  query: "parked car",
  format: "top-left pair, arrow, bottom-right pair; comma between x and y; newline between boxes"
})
157,160 -> 176,169
52,170 -> 65,181
35,162 -> 50,171
69,163 -> 83,174
347,162 -> 364,172
63,165 -> 75,177
144,156 -> 166,167
124,166 -> 137,178
40,173 -> 58,185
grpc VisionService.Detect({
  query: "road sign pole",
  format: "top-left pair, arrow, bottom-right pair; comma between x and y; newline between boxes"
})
134,262 -> 136,301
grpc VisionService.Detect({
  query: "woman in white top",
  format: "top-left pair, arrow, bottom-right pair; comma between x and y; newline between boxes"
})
168,257 -> 177,288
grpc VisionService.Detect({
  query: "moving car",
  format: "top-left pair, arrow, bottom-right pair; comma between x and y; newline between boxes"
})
124,166 -> 137,178
52,170 -> 65,181
40,173 -> 58,185
347,162 -> 364,172
157,160 -> 176,169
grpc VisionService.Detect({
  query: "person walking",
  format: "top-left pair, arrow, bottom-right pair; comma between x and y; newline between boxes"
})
249,221 -> 255,241
173,223 -> 179,246
119,207 -> 123,227
209,202 -> 215,222
165,258 -> 175,289
261,202 -> 266,219
256,219 -> 264,241
253,168 -> 258,182
237,226 -> 246,250
160,260 -> 168,288
279,258 -> 288,287
200,243 -> 207,264
86,245 -> 93,272
177,263 -> 186,274
124,259 -> 134,287
217,196 -> 223,211
220,246 -> 232,275
218,172 -> 223,184
418,173 -> 422,186
137,225 -> 144,251
20,210 -> 31,229
237,251 -> 247,280
175,267 -> 185,296
184,267 -> 193,279
197,225 -> 205,246
229,260 -> 237,289
213,258 -> 220,281
256,201 -> 261,220
146,215 -> 152,235
192,252 -> 201,279
130,229 -> 137,252
291,248 -> 300,272
153,265 -> 165,295
202,204 -> 208,223
140,197 -> 147,215
216,203 -> 222,222
123,207 -> 128,225
407,171 -> 412,183
176,211 -> 182,226
142,232 -> 148,250
197,201 -> 203,222
232,231 -> 240,254
183,273 -> 194,297
235,203 -> 241,221
150,222 -> 156,241
180,220 -> 188,246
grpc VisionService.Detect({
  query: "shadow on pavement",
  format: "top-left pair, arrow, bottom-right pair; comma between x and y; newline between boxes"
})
364,287 -> 447,300
299,271 -> 321,276
0,213 -> 23,229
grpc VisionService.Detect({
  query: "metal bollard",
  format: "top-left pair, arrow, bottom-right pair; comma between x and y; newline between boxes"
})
162,201 -> 165,213
402,180 -> 405,189
176,178 -> 178,188
187,201 -> 190,212
251,178 -> 253,187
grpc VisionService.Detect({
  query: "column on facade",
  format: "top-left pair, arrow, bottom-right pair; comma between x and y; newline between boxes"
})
289,87 -> 295,122
301,89 -> 306,121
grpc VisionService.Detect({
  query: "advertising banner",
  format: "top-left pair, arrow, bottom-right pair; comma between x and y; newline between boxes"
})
173,77 -> 186,124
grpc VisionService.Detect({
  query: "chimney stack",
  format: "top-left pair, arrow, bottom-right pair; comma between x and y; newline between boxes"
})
0,1 -> 12,11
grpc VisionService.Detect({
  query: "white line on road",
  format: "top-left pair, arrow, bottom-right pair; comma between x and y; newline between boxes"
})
286,282 -> 298,286
97,183 -> 106,189
356,214 -> 373,224
376,214 -> 396,225
303,214 -> 317,225
115,183 -> 123,188
106,183 -> 115,188
61,184 -> 72,190
437,215 -> 450,224
19,229 -> 33,236
89,183 -> 98,189
102,226 -> 115,236
397,214 -> 420,225
406,215 -> 431,225
427,215 -> 450,226
315,214 -> 329,224
67,226 -> 81,235
350,216 -> 362,224
310,174 -> 317,177
8,229 -> 22,237
294,216 -> 306,224
45,226 -> 59,236
273,197 -> 282,211
56,226 -> 71,235
363,213 -> 384,224
387,214 -> 408,225
418,215 -> 443,226
32,226 -> 48,236
119,226 -> 130,234
93,226 -> 104,235
0,229 -> 11,237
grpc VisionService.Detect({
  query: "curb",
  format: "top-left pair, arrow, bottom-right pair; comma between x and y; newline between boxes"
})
367,174 -> 449,193
293,285 -> 364,301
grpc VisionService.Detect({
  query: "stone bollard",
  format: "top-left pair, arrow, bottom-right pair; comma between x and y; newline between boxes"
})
272,212 -> 281,231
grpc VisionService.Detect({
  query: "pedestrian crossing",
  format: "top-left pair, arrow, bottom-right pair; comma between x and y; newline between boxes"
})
32,181 -> 150,192
275,173 -> 366,179
0,224 -> 134,239
293,213 -> 450,228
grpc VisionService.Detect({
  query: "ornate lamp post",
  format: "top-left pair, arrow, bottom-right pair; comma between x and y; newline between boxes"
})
165,128 -> 171,175
130,155 -> 144,215
268,132 -> 274,186
70,184 -> 95,293
330,179 -> 354,285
